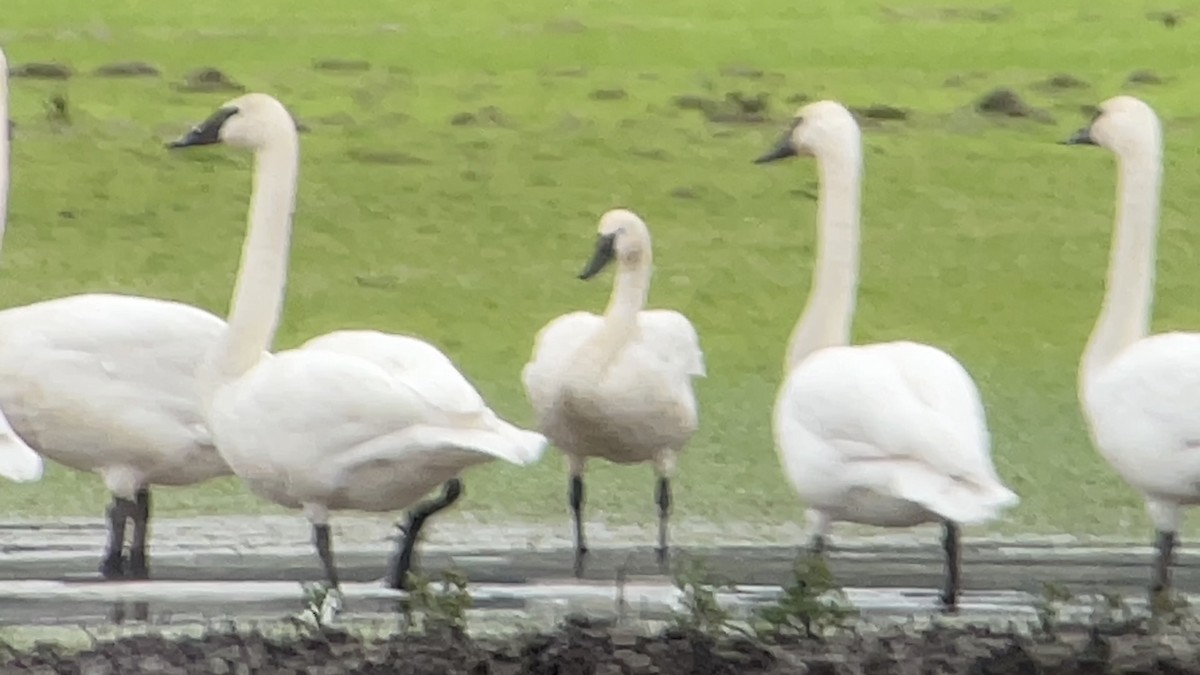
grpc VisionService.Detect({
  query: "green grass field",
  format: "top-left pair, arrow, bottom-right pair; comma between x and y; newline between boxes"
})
1,0 -> 1198,538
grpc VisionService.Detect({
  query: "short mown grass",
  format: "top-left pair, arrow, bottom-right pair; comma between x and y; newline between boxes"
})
1,0 -> 1198,539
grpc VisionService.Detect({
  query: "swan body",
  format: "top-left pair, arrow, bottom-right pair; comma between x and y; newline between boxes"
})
168,93 -> 546,595
0,295 -> 231,493
524,308 -> 704,465
1065,95 -> 1198,600
756,101 -> 1017,610
1082,331 -> 1200,504
522,209 -> 706,571
0,45 -> 237,578
774,341 -> 1013,529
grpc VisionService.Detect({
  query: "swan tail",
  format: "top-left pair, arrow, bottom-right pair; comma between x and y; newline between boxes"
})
889,464 -> 1019,526
0,430 -> 43,483
427,420 -> 548,467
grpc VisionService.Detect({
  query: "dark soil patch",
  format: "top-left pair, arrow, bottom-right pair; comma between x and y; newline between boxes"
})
92,61 -> 160,78
6,615 -> 1200,674
449,105 -> 511,127
1034,73 -> 1089,92
720,65 -> 765,79
175,67 -> 244,93
313,59 -> 372,73
1147,10 -> 1182,27
590,88 -> 628,101
975,87 -> 1054,123
8,62 -> 73,80
1128,69 -> 1166,86
851,104 -> 909,122
672,91 -> 771,123
346,149 -> 430,166
882,5 -> 1013,23
546,67 -> 589,78
631,148 -> 670,161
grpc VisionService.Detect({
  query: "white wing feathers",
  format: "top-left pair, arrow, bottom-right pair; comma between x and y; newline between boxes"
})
0,409 -> 42,482
297,331 -> 547,467
640,309 -> 707,378
781,341 -> 1017,523
523,309 -> 706,393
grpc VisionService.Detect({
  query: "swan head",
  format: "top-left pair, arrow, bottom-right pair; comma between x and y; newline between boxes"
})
755,100 -> 861,163
578,208 -> 651,280
167,93 -> 296,151
1062,95 -> 1162,158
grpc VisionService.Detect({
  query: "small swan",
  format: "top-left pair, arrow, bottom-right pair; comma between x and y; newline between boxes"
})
755,101 -> 1019,611
167,93 -> 547,596
522,209 -> 706,573
0,44 -> 238,579
1063,95 -> 1200,603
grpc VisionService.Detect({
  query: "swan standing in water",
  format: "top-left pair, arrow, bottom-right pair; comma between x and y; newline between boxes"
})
0,45 -> 238,578
1063,95 -> 1200,602
755,101 -> 1019,611
522,209 -> 705,573
167,93 -> 547,597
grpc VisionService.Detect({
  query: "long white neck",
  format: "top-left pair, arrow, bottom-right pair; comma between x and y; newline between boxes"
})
603,250 -> 651,331
568,249 -> 652,386
0,48 -> 9,253
1080,144 -> 1162,390
201,136 -> 300,397
784,138 -> 863,373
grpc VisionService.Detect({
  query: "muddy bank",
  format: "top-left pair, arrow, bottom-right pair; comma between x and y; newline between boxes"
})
4,614 -> 1200,674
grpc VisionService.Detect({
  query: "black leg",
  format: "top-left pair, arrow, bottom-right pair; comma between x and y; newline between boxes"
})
99,497 -> 134,579
313,523 -> 340,589
128,489 -> 151,580
388,479 -> 463,590
655,476 -> 671,566
570,474 -> 587,576
807,534 -> 827,557
1151,529 -> 1176,604
939,520 -> 961,613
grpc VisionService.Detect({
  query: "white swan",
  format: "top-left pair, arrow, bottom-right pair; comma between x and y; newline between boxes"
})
167,93 -> 548,593
0,45 -> 45,485
1064,95 -> 1200,602
755,101 -> 1019,611
521,208 -> 706,573
0,45 -> 239,578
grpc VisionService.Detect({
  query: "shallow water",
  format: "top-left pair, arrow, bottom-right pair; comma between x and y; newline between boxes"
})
2,536 -> 1196,629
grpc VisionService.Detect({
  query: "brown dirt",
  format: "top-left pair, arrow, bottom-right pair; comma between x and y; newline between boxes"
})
590,88 -> 628,101
1128,69 -> 1166,86
5,615 -> 1200,674
974,88 -> 1055,124
850,104 -> 909,122
313,59 -> 372,73
671,91 -> 771,124
8,62 -> 73,80
1033,73 -> 1089,92
175,67 -> 244,93
449,106 -> 512,127
92,61 -> 161,78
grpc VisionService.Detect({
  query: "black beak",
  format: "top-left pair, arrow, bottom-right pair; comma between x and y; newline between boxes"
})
166,106 -> 239,149
1061,126 -> 1097,146
754,129 -> 798,164
578,233 -> 617,280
